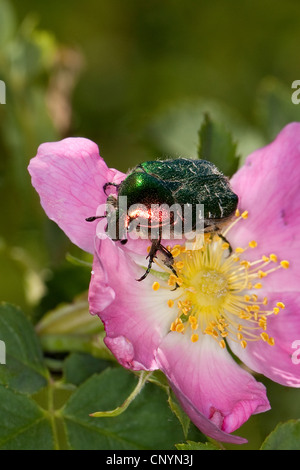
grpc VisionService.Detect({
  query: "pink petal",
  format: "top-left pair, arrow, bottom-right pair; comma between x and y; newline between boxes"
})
228,291 -> 300,387
88,237 -> 175,371
229,123 -> 300,291
28,137 -> 125,253
156,333 -> 270,444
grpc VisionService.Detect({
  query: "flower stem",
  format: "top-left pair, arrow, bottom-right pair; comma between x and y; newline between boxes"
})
90,371 -> 152,418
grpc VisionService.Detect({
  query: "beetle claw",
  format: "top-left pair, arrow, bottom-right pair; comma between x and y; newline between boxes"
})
218,233 -> 233,256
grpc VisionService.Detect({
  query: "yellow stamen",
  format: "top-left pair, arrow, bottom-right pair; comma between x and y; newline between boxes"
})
148,211 -> 285,352
276,302 -> 285,309
241,211 -> 248,219
171,246 -> 181,257
240,260 -> 251,268
175,261 -> 184,270
260,332 -> 269,342
258,270 -> 267,278
189,315 -> 197,324
249,240 -> 257,248
176,323 -> 185,333
152,281 -> 160,291
280,260 -> 290,269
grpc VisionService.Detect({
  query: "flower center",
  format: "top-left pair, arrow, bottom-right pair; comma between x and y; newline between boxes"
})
189,268 -> 228,304
151,210 -> 289,350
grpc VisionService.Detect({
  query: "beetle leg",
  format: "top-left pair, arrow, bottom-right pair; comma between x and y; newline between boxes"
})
218,233 -> 233,255
136,239 -> 160,282
103,182 -> 120,195
137,240 -> 179,284
157,243 -> 179,290
158,244 -> 177,277
85,214 -> 107,222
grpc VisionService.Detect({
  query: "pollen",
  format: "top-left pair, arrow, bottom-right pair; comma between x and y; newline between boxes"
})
280,260 -> 290,269
150,210 -> 289,350
191,333 -> 199,343
171,245 -> 182,258
175,261 -> 184,270
152,281 -> 160,291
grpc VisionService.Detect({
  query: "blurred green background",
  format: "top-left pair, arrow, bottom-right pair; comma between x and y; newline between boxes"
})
0,0 -> 300,449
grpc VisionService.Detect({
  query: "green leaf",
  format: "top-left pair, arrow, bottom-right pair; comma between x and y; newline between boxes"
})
176,440 -> 220,450
0,386 -> 53,450
90,371 -> 151,418
0,303 -> 48,394
260,419 -> 300,450
168,390 -> 190,439
143,98 -> 264,167
255,77 -> 300,141
61,368 -> 188,450
36,297 -> 102,336
0,0 -> 16,46
63,352 -> 111,386
198,113 -> 240,176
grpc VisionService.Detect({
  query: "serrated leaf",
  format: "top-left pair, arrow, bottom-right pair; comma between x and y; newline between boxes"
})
0,303 -> 48,394
260,420 -> 300,450
61,368 -> 188,450
176,440 -> 220,450
143,98 -> 264,165
198,113 -> 240,176
0,386 -> 53,450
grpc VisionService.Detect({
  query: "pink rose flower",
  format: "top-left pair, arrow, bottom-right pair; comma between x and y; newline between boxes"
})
28,123 -> 300,444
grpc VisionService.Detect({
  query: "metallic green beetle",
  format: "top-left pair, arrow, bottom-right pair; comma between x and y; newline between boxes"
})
87,158 -> 238,281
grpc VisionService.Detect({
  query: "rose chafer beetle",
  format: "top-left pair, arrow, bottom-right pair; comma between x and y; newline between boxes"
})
87,158 -> 238,281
